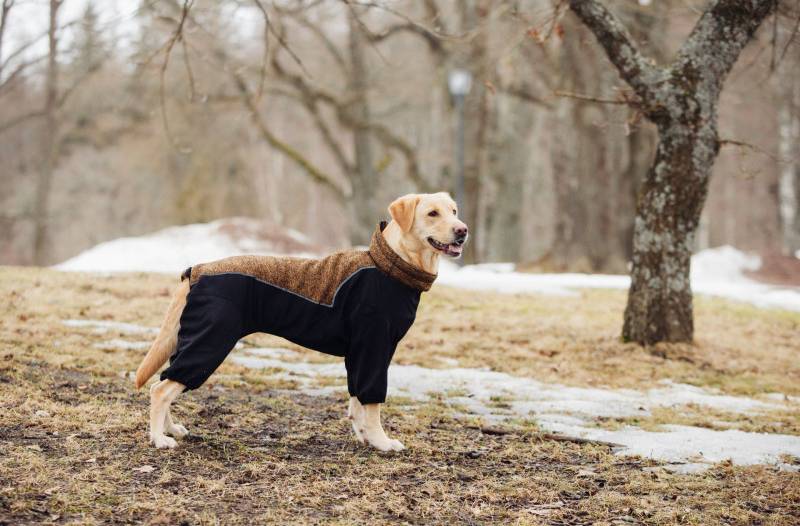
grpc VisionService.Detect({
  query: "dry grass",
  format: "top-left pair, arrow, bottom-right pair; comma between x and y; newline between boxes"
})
407,287 -> 800,397
590,405 -> 800,436
1,266 -> 799,525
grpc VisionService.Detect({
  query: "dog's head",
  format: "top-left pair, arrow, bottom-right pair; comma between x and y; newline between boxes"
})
388,192 -> 468,258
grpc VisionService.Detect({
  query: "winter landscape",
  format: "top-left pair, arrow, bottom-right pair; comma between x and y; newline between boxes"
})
2,0 -> 800,524
2,219 -> 798,524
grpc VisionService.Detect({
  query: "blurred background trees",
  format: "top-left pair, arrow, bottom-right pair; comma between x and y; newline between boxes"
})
1,0 -> 797,272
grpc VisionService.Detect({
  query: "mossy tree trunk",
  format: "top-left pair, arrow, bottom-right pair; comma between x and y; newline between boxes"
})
622,121 -> 718,342
569,0 -> 776,344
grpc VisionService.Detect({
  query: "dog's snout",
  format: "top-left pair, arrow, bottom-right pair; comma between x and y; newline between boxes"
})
453,225 -> 468,245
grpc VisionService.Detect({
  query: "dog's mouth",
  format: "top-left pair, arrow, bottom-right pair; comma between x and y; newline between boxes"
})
427,237 -> 463,258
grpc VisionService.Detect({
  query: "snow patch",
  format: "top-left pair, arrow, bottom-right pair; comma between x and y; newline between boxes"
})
62,319 -> 158,335
232,347 -> 800,469
438,245 -> 800,312
242,347 -> 298,359
71,316 -> 800,471
55,217 -> 320,274
546,423 -> 800,467
93,339 -> 149,350
55,219 -> 799,311
233,356 -> 782,418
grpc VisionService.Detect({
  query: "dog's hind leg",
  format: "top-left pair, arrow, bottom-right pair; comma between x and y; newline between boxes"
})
347,397 -> 365,444
164,406 -> 189,438
149,379 -> 185,448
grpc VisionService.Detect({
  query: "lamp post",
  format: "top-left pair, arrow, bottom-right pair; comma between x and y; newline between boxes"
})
448,69 -> 472,263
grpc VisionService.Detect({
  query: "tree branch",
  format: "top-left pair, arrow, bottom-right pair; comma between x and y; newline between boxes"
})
0,0 -> 14,81
776,10 -> 800,67
672,0 -> 777,96
567,0 -> 662,102
158,0 -> 193,152
464,425 -> 624,447
554,89 -> 629,105
252,0 -> 310,78
719,138 -> 788,164
166,2 -> 348,198
232,72 -> 350,199
0,108 -> 45,135
281,8 -> 348,73
0,54 -> 47,94
366,22 -> 443,56
500,84 -> 554,108
0,18 -> 78,74
272,52 -> 430,191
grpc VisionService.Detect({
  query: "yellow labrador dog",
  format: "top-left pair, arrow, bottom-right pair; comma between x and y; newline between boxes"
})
135,192 -> 468,451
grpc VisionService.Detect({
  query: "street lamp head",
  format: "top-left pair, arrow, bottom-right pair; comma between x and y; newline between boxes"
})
448,69 -> 472,97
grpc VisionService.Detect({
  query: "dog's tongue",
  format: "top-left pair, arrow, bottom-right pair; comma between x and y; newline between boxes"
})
447,244 -> 463,256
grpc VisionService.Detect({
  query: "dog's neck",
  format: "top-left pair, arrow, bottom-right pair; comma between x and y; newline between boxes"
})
382,221 -> 440,275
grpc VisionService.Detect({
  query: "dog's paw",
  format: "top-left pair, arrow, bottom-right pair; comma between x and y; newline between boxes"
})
150,434 -> 178,449
167,424 -> 189,438
388,439 -> 405,451
365,435 -> 405,452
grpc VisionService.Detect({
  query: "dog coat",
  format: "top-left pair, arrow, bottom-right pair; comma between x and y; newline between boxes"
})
160,222 -> 437,404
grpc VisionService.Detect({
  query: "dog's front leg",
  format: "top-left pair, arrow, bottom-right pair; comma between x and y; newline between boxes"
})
347,397 -> 366,444
149,379 -> 185,448
360,402 -> 405,452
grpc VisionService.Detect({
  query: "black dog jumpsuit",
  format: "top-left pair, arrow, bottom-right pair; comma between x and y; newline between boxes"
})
160,222 -> 437,405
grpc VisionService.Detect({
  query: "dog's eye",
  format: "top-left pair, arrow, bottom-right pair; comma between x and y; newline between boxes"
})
452,209 -> 457,215
428,210 -> 439,217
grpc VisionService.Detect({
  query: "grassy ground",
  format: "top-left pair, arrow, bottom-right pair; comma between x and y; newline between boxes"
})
1,266 -> 799,525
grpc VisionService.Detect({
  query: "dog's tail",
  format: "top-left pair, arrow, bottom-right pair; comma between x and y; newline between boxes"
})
134,277 -> 190,389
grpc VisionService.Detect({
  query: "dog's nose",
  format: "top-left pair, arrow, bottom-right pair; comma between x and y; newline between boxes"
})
453,226 -> 468,245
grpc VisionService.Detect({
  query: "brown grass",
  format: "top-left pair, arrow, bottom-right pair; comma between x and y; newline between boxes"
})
1,266 -> 799,525
590,405 -> 800,436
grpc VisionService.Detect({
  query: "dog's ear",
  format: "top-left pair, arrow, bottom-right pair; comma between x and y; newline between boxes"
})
389,194 -> 420,233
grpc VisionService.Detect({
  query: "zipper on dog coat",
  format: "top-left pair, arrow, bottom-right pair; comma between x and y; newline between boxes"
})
160,222 -> 437,405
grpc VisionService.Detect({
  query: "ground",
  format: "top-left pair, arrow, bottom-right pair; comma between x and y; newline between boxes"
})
1,266 -> 799,525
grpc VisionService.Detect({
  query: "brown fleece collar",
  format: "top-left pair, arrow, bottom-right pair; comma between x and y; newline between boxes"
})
368,221 -> 437,292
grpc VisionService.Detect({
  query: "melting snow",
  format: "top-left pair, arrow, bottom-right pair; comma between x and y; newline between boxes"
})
71,311 -> 799,471
55,219 -> 800,311
93,339 -> 150,350
62,319 -> 158,335
231,348 -> 800,469
438,245 -> 800,312
55,217 -> 320,274
53,222 -> 800,469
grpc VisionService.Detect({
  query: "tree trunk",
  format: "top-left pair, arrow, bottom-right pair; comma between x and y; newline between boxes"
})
347,9 -> 377,245
776,38 -> 800,255
569,0 -> 776,344
33,0 -> 60,265
455,0 -> 490,263
623,121 -> 718,343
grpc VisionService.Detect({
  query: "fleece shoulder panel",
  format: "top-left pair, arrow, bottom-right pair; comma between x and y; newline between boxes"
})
188,250 -> 374,306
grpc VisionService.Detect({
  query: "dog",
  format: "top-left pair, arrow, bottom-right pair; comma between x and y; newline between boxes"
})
134,192 -> 468,451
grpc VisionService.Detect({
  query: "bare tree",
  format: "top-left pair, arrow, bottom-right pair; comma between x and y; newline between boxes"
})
346,7 -> 378,244
776,10 -> 800,255
32,0 -> 63,264
568,0 -> 776,344
0,0 -> 13,81
268,2 -> 434,242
